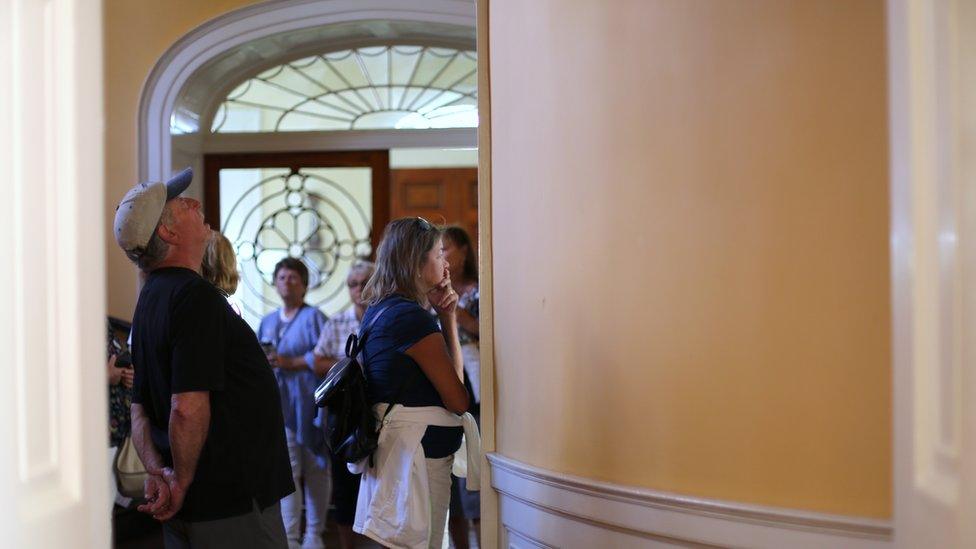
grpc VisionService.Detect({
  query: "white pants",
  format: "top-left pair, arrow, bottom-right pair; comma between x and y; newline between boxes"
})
461,343 -> 480,403
426,456 -> 454,549
281,429 -> 332,549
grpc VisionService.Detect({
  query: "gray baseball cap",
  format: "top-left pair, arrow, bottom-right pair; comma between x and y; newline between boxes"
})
113,167 -> 193,253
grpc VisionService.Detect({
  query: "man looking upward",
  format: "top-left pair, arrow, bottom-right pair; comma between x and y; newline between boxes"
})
114,168 -> 293,548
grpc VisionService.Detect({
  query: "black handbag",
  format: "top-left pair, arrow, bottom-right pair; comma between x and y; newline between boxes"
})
314,304 -> 414,464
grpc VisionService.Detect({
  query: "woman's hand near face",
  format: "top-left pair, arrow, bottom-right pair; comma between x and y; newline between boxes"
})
429,266 -> 458,316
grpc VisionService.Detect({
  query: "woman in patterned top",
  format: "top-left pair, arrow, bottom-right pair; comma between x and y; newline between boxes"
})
441,226 -> 479,401
441,226 -> 481,548
312,259 -> 375,549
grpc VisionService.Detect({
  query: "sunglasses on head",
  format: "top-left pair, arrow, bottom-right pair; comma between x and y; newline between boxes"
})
415,217 -> 433,230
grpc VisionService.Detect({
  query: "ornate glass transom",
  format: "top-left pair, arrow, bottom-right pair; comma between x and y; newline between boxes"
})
211,45 -> 478,132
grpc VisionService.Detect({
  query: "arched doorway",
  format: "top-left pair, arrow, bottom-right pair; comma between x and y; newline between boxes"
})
138,0 -> 476,182
136,4 -> 492,547
138,0 -> 479,327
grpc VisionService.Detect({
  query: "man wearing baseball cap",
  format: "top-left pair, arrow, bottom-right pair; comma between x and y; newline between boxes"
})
115,168 -> 294,548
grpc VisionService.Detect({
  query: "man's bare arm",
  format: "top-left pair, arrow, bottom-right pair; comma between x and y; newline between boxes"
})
131,403 -> 171,517
311,353 -> 339,377
130,403 -> 166,475
153,391 -> 210,521
169,391 -> 210,489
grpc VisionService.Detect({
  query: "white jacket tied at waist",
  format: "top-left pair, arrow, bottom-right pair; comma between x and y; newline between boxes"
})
352,404 -> 481,549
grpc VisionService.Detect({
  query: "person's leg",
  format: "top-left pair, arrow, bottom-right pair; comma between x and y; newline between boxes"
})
426,456 -> 454,549
184,501 -> 288,549
260,501 -> 290,549
301,447 -> 331,549
448,475 -> 470,549
459,475 -> 481,548
331,455 -> 360,549
280,428 -> 305,549
161,519 -> 192,549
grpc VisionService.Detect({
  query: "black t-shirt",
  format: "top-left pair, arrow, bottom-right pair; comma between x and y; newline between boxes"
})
361,295 -> 463,458
131,267 -> 294,521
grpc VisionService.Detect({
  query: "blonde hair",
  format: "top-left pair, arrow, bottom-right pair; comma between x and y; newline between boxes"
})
202,231 -> 240,295
362,218 -> 441,307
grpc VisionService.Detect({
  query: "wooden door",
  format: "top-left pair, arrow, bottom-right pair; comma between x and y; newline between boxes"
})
391,168 -> 479,248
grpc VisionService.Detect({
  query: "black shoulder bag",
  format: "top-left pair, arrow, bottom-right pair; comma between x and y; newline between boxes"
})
313,304 -> 416,464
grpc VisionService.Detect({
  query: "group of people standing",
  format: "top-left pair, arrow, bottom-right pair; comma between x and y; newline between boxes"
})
111,168 -> 481,549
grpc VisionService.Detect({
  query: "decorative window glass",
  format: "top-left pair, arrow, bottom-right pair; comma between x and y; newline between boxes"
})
211,45 -> 478,133
218,166 -> 374,328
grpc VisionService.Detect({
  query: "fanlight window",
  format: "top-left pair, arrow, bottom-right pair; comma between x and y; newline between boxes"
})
211,45 -> 478,132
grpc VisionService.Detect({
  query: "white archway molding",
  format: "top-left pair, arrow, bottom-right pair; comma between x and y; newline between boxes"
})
138,0 -> 476,181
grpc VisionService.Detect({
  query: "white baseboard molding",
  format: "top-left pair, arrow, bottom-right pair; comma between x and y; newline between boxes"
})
488,453 -> 893,548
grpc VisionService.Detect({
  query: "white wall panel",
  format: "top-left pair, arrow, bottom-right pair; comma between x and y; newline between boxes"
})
0,0 -> 108,546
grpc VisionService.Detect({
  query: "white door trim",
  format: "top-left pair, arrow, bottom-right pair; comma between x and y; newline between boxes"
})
138,0 -> 477,182
0,0 -> 108,545
888,0 -> 976,545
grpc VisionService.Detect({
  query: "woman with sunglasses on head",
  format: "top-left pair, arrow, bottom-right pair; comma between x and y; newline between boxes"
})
353,217 -> 479,549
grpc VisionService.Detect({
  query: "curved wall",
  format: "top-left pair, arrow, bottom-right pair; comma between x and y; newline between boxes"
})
489,0 -> 891,518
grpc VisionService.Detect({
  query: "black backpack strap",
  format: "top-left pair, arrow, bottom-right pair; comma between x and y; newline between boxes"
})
349,303 -> 395,358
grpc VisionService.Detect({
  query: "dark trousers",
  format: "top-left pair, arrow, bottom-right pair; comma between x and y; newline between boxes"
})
331,455 -> 361,526
162,500 -> 287,549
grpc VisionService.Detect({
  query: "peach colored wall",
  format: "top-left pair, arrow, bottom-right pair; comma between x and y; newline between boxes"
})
103,0 -> 261,320
489,0 -> 891,517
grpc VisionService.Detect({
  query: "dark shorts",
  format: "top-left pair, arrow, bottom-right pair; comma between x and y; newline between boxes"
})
449,474 -> 481,519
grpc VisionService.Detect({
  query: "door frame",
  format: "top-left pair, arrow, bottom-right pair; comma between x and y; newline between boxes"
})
1,0 -> 109,545
888,0 -> 976,545
203,150 -> 391,254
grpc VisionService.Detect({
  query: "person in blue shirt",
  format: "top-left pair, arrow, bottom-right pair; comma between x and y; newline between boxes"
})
356,217 -> 470,548
258,258 -> 329,549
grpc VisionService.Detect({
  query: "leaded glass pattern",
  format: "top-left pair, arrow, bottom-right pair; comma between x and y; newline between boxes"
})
219,167 -> 373,327
211,46 -> 478,133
